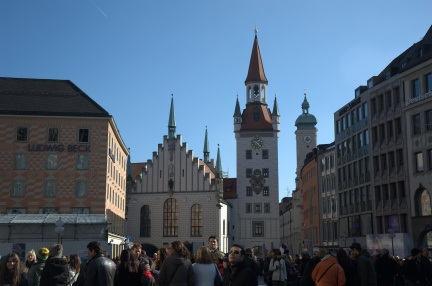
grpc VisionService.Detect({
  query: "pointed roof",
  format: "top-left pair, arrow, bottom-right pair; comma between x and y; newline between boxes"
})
295,91 -> 317,130
126,150 -> 132,181
245,34 -> 268,85
272,96 -> 280,116
234,96 -> 242,117
203,127 -> 210,153
168,95 -> 176,127
216,144 -> 223,179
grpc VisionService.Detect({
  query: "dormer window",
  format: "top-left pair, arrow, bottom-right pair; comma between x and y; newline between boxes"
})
401,60 -> 407,69
418,48 -> 423,58
254,107 -> 260,121
368,80 -> 373,88
385,71 -> 391,80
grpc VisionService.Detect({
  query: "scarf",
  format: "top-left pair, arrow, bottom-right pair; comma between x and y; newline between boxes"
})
229,264 -> 239,280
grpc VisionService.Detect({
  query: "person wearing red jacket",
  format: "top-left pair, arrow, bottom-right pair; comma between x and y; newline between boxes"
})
312,253 -> 346,286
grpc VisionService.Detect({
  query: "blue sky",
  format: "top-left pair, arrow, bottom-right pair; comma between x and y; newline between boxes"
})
1,0 -> 431,200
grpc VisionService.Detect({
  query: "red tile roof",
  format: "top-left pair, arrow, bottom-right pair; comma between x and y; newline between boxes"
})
245,35 -> 268,84
240,104 -> 273,131
131,162 -> 147,180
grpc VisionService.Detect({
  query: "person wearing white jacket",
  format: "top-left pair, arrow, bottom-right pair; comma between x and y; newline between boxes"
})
269,249 -> 287,286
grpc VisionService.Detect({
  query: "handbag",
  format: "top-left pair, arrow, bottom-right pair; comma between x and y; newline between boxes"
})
213,263 -> 223,286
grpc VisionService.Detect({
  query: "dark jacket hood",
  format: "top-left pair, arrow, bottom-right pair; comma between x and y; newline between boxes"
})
166,252 -> 188,266
45,257 -> 68,274
359,249 -> 371,258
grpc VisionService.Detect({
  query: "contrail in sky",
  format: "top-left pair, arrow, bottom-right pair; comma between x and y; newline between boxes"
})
90,0 -> 108,18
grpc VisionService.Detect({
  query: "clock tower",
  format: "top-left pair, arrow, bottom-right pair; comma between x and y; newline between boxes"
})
294,92 -> 318,185
233,30 -> 280,252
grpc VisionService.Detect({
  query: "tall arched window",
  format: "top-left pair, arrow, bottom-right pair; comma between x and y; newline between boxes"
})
419,188 -> 432,216
254,107 -> 260,122
191,204 -> 203,237
140,205 -> 151,237
164,198 -> 178,237
248,87 -> 252,99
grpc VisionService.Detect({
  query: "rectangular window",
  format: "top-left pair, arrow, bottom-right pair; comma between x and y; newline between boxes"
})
14,154 -> 27,170
39,208 -> 59,214
78,128 -> 90,143
46,154 -> 59,170
254,203 -> 261,213
263,168 -> 269,177
77,155 -> 89,170
336,120 -> 341,134
246,150 -> 252,159
426,110 -> 432,131
363,102 -> 368,118
252,221 -> 264,237
6,208 -> 27,214
246,187 -> 252,196
12,181 -> 26,197
47,127 -> 59,142
262,150 -> 269,159
71,208 -> 90,214
364,129 -> 369,145
413,114 -> 421,135
75,181 -> 88,198
246,168 -> 252,178
16,127 -> 28,142
413,79 -> 420,97
429,150 -> 432,170
44,181 -> 57,197
427,74 -> 432,91
264,203 -> 270,213
415,152 -> 424,172
246,203 -> 252,213
263,187 -> 269,196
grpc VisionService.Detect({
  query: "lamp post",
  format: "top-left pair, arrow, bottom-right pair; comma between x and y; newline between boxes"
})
388,229 -> 396,256
340,232 -> 347,248
54,217 -> 65,244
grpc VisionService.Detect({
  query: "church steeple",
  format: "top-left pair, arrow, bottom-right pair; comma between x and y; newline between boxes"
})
245,29 -> 268,105
203,126 -> 210,163
295,90 -> 317,130
168,94 -> 176,139
215,144 -> 223,179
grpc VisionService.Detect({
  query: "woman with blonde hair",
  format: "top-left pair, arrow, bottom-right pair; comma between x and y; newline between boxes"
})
192,247 -> 222,286
0,253 -> 28,286
25,250 -> 36,270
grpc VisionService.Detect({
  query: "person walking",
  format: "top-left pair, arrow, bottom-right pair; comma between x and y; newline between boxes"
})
336,248 -> 354,286
311,252 -> 346,286
67,254 -> 81,286
208,235 -> 224,259
244,248 -> 261,277
0,253 -> 29,286
374,249 -> 397,286
263,249 -> 275,286
40,244 -> 69,286
299,250 -> 326,286
25,250 -> 36,271
403,248 -> 432,286
27,248 -> 49,286
222,244 -> 258,286
268,249 -> 287,286
159,241 -> 194,286
192,246 -> 222,286
84,241 -> 116,286
114,249 -> 149,286
349,243 -> 377,286
150,248 -> 168,286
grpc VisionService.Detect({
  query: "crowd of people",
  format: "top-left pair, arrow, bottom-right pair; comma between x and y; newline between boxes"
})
0,238 -> 431,286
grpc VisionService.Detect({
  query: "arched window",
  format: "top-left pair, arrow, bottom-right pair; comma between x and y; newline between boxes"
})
140,205 -> 151,237
248,87 -> 252,99
261,86 -> 265,102
254,107 -> 260,122
164,198 -> 178,237
254,85 -> 259,99
419,188 -> 432,216
191,204 -> 203,237
421,231 -> 432,248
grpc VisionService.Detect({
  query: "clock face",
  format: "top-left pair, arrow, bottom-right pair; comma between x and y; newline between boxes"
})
304,135 -> 312,144
250,135 -> 264,150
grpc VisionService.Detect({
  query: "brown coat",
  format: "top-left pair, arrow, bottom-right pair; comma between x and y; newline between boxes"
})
312,256 -> 346,286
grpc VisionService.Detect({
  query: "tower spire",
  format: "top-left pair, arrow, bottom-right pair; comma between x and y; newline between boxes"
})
245,31 -> 268,85
216,144 -> 223,179
203,126 -> 210,163
168,94 -> 176,139
272,93 -> 280,116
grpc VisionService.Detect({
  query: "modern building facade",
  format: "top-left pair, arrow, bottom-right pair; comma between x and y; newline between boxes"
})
0,77 -> 129,257
232,31 -> 281,252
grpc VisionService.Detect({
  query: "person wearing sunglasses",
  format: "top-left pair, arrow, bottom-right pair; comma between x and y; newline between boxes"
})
222,245 -> 257,286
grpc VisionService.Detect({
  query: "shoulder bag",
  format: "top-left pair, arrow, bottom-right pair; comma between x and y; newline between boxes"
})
316,263 -> 335,285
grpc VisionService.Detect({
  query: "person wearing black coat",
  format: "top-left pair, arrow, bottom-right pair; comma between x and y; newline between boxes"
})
337,248 -> 355,286
84,241 -> 116,286
40,244 -> 69,286
243,248 -> 261,277
299,250 -> 326,286
222,245 -> 257,286
374,249 -> 397,286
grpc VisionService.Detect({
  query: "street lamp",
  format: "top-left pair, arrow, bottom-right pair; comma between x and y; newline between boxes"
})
340,232 -> 347,248
388,229 -> 396,256
54,217 -> 65,244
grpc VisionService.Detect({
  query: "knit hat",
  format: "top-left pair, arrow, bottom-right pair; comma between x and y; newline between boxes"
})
49,244 -> 63,258
411,248 -> 420,256
37,248 -> 49,261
